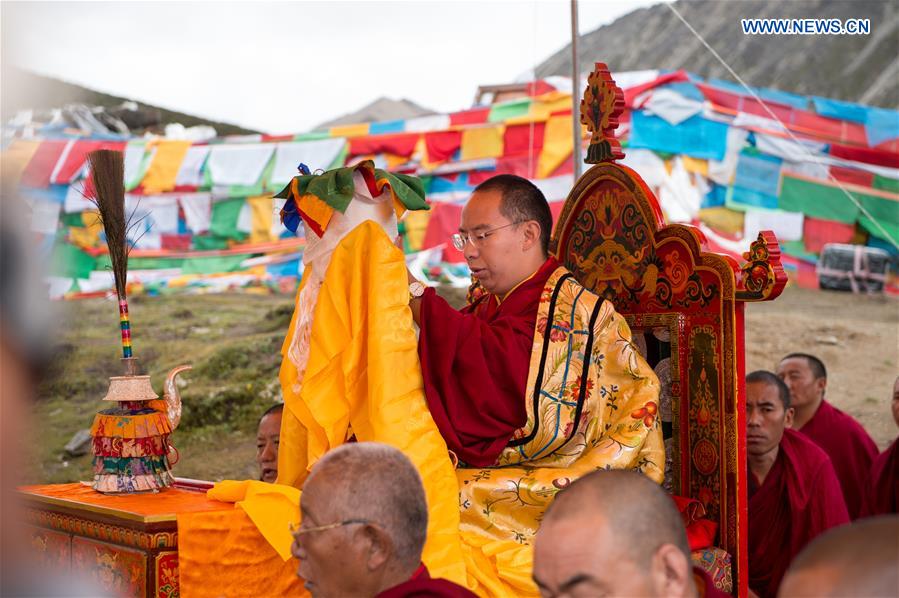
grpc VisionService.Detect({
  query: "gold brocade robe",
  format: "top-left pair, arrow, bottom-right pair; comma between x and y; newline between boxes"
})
457,266 -> 665,544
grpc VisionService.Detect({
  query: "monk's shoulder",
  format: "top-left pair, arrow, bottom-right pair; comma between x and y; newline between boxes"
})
782,428 -> 834,472
821,401 -> 878,450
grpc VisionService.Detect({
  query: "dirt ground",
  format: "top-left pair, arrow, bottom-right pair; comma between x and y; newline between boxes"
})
745,285 -> 898,449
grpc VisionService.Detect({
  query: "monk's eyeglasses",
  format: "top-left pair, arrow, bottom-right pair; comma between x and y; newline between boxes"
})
289,518 -> 372,537
451,221 -> 524,251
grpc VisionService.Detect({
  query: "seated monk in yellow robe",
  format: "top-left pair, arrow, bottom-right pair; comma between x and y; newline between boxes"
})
409,174 -> 664,544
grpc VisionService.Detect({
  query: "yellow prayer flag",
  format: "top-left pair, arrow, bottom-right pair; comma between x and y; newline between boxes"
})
329,123 -> 369,138
0,140 -> 41,192
460,125 -> 505,161
402,210 -> 430,252
247,195 -> 275,244
141,140 -> 192,194
682,155 -> 709,177
529,93 -> 573,121
537,114 -> 573,179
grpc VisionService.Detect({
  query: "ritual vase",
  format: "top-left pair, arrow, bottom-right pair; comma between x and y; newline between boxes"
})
90,357 -> 191,494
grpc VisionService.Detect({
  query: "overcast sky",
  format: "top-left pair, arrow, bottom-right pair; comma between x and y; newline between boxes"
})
1,0 -> 663,134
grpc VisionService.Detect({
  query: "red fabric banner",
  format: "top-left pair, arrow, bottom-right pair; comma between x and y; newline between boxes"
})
19,140 -> 69,188
448,107 -> 490,126
802,216 -> 857,254
829,142 -> 899,168
792,110 -> 868,146
53,140 -> 126,184
828,165 -> 874,187
424,131 -> 462,164
698,83 -> 795,123
161,233 -> 193,251
421,202 -> 464,262
625,71 -> 690,107
502,123 -> 546,158
349,133 -> 420,158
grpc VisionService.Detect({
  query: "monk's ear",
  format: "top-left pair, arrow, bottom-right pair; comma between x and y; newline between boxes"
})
520,220 -> 541,252
816,376 -> 827,396
361,524 -> 393,571
650,544 -> 692,597
784,407 -> 795,428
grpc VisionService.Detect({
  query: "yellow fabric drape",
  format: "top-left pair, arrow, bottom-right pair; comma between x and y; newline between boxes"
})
537,114 -> 574,179
178,508 -> 307,597
277,221 -> 466,586
207,479 -> 300,561
246,195 -> 275,244
141,140 -> 192,194
460,126 -> 505,161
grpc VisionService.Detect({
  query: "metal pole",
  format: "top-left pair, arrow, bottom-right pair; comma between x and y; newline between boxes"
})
570,0 -> 582,178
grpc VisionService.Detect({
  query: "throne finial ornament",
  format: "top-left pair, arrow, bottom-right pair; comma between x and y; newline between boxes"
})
735,231 -> 788,301
580,62 -> 626,164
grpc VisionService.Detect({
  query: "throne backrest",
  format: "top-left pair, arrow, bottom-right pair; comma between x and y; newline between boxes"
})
550,160 -> 785,594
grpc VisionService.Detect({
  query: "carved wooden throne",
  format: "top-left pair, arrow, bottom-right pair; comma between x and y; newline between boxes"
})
551,64 -> 787,596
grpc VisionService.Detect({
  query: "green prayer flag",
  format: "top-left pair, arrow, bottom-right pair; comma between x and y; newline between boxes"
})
488,98 -> 531,123
192,235 -> 231,251
873,174 -> 899,194
294,131 -> 332,141
778,175 -> 859,224
210,198 -> 248,240
859,217 -> 899,246
50,242 -> 97,279
181,254 -> 248,275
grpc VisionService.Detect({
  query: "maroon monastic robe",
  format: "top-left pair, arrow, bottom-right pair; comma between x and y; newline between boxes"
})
861,438 -> 899,517
375,565 -> 477,598
748,428 -> 849,598
799,399 -> 879,519
693,567 -> 730,598
417,257 -> 559,466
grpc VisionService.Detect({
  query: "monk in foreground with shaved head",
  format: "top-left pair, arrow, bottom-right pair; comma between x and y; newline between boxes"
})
532,469 -> 728,598
290,442 -> 475,598
778,515 -> 899,597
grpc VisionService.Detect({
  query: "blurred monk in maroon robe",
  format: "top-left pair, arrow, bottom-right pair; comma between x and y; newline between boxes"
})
861,376 -> 899,517
746,371 -> 849,598
776,353 -> 878,519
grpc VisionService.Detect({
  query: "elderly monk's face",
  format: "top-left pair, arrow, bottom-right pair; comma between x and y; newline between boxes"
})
746,381 -> 793,457
256,411 -> 282,483
776,357 -> 825,410
892,377 -> 899,428
291,471 -> 369,598
533,513 -> 658,597
460,189 -> 533,297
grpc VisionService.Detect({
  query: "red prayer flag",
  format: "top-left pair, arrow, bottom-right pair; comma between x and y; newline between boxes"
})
792,110 -> 868,146
829,142 -> 899,168
449,107 -> 490,126
19,140 -> 69,188
348,133 -> 420,158
502,123 -> 546,158
420,202 -> 464,262
161,234 -> 192,251
802,216 -> 857,254
53,140 -> 126,184
424,131 -> 462,164
828,165 -> 875,187
626,71 -> 691,107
